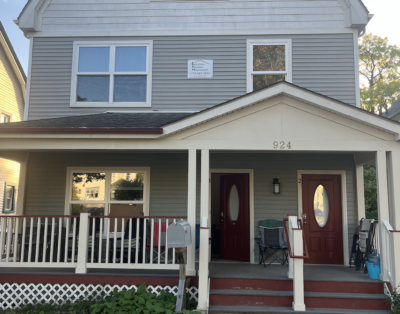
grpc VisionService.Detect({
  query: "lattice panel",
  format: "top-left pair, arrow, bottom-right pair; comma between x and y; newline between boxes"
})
0,283 -> 198,310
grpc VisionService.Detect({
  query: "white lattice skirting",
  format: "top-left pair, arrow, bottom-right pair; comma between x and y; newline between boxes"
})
0,283 -> 199,310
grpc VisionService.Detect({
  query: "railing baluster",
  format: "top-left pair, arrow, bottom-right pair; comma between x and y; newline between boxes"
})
42,217 -> 49,262
142,219 -> 147,264
113,218 -> 117,264
5,217 -> 12,262
21,218 -> 26,263
158,219 -> 161,264
120,218 -> 125,264
98,218 -> 103,263
172,219 -> 176,264
135,218 -> 139,264
64,218 -> 70,263
71,217 -> 77,263
150,218 -> 154,264
128,218 -> 132,264
106,218 -> 110,264
28,218 -> 33,263
91,218 -> 95,263
165,219 -> 169,265
35,218 -> 41,262
13,217 -> 19,263
50,218 -> 55,263
57,217 -> 62,263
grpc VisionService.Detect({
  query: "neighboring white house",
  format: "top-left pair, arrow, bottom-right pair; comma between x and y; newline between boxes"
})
0,1 -> 399,313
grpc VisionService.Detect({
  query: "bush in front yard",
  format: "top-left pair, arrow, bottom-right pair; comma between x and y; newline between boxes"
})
1,283 -> 200,314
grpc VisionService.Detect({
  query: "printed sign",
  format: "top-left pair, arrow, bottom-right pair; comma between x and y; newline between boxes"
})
188,60 -> 213,78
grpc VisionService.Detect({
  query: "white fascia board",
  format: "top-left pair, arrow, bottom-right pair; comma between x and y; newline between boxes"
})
25,27 -> 358,38
162,83 -> 400,140
18,0 -> 51,32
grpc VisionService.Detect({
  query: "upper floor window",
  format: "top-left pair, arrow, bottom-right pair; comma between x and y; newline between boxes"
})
246,39 -> 292,93
4,184 -> 15,212
71,41 -> 153,108
1,113 -> 11,123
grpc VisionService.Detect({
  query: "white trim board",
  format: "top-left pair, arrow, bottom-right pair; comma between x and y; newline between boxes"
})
23,38 -> 33,121
297,170 -> 349,266
209,169 -> 255,264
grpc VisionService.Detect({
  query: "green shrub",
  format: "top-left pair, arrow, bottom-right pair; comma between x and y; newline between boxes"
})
388,286 -> 400,314
0,283 -> 200,314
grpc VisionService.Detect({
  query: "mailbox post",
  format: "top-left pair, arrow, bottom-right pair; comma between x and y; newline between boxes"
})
167,220 -> 192,313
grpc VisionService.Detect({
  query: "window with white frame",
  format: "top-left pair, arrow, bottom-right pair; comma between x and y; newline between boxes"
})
247,39 -> 292,93
4,184 -> 15,212
71,42 -> 153,108
66,169 -> 150,217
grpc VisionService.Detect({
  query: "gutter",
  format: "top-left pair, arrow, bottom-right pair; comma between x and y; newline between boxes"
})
0,127 -> 163,134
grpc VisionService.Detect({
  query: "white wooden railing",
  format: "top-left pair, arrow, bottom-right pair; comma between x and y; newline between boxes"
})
284,215 -> 309,312
382,220 -> 400,292
0,213 -> 185,273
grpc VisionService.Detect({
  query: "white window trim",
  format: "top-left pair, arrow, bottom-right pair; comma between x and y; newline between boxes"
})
64,167 -> 151,216
4,185 -> 15,212
246,39 -> 292,93
0,111 -> 12,123
70,41 -> 153,108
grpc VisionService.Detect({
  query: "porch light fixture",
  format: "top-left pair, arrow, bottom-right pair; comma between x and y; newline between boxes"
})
273,178 -> 280,194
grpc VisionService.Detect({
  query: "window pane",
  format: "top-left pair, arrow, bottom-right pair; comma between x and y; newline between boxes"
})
314,185 -> 329,228
114,76 -> 146,102
5,186 -> 14,198
253,45 -> 285,72
78,47 -> 110,72
71,204 -> 104,216
115,47 -> 147,72
72,173 -> 106,201
253,74 -> 285,91
110,173 -> 144,201
1,114 -> 10,123
77,76 -> 109,102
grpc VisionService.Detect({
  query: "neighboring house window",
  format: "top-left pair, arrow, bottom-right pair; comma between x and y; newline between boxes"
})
126,173 -> 131,180
67,168 -> 150,217
71,41 -> 153,108
4,184 -> 15,212
246,39 -> 292,93
0,113 -> 11,123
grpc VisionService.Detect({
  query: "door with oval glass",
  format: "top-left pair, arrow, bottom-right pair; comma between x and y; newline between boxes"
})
220,174 -> 250,262
302,174 -> 343,264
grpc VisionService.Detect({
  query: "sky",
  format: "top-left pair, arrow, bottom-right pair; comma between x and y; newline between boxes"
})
0,0 -> 399,74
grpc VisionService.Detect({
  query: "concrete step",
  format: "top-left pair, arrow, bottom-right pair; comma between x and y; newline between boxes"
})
210,278 -> 385,294
208,305 -> 392,314
209,289 -> 390,311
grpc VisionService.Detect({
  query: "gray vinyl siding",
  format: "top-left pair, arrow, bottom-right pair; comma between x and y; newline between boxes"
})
28,34 -> 356,120
25,151 -> 357,261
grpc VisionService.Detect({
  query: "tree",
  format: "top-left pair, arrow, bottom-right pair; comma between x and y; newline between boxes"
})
359,33 -> 400,115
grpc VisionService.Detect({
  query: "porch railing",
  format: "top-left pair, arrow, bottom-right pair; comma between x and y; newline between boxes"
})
0,213 -> 186,273
382,220 -> 400,292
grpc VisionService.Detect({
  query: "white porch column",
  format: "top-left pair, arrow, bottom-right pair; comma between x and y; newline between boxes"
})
16,161 -> 28,215
387,151 -> 400,230
197,149 -> 210,313
375,151 -> 391,282
186,149 -> 196,276
356,164 -> 366,221
75,212 -> 90,274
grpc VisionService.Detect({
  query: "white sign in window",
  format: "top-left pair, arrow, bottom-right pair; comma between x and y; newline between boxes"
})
188,60 -> 213,78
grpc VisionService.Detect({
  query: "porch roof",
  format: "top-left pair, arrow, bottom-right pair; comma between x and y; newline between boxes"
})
0,112 -> 193,134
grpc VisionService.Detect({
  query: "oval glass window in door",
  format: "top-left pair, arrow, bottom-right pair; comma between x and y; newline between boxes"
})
313,185 -> 329,227
229,184 -> 240,224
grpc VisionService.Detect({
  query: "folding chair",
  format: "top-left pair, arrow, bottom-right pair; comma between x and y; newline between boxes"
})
355,218 -> 376,271
258,219 -> 288,267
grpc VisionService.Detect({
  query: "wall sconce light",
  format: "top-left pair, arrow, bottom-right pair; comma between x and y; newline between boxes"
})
273,178 -> 280,194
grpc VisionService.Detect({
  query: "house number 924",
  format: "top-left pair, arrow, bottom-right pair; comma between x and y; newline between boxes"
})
273,141 -> 291,149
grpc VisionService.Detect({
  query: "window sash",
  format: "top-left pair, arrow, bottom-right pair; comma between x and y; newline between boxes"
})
4,185 -> 15,212
71,41 -> 152,108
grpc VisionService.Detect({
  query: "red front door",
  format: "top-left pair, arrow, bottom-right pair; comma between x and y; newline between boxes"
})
302,174 -> 343,264
220,174 -> 250,262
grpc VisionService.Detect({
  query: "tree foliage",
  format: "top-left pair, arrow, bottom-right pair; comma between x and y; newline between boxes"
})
364,162 -> 377,220
359,33 -> 400,114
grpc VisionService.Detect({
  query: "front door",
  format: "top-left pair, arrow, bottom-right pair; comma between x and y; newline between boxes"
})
220,174 -> 250,262
302,174 -> 343,264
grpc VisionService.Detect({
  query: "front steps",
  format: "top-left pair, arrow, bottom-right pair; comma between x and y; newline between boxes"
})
208,278 -> 391,313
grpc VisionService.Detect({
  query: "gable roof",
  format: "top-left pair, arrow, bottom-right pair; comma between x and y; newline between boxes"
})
0,21 -> 26,91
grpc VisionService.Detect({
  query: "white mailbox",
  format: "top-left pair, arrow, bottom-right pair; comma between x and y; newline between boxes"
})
167,220 -> 192,248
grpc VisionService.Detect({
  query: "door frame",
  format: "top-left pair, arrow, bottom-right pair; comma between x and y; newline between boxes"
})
209,169 -> 255,263
297,170 -> 349,266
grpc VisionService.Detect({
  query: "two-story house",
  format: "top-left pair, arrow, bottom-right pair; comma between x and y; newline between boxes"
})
0,22 -> 26,215
0,0 -> 399,313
